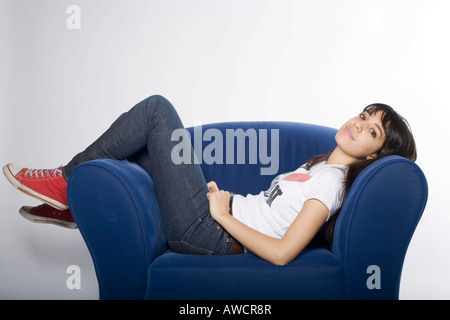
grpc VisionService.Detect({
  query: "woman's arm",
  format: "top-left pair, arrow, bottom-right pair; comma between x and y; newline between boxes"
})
206,183 -> 329,266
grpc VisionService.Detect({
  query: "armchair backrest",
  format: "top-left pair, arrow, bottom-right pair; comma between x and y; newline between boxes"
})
187,121 -> 338,195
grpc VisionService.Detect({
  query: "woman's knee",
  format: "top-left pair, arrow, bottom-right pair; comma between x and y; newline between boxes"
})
142,94 -> 182,126
143,94 -> 172,111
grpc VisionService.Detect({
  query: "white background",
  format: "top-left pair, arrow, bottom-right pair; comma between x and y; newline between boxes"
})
1,0 -> 449,299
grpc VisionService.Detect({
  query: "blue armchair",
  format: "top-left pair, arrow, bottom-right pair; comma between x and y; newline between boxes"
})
67,121 -> 428,300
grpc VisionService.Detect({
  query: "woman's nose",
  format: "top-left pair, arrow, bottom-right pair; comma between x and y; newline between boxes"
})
355,120 -> 362,132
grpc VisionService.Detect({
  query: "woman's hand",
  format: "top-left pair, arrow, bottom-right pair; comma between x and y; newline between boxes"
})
206,181 -> 231,222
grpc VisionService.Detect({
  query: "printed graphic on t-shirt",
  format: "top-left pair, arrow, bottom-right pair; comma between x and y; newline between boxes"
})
264,176 -> 282,207
263,168 -> 312,207
283,172 -> 312,182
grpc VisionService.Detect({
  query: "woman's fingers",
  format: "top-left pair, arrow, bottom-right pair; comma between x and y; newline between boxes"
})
207,190 -> 231,221
207,181 -> 219,192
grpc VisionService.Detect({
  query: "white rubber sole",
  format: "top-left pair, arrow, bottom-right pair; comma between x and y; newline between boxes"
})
3,164 -> 69,211
19,206 -> 77,229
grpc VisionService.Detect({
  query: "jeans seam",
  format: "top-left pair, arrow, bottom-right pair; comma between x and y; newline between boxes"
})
168,240 -> 214,256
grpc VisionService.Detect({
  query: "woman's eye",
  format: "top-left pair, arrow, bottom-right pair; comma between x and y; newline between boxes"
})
360,113 -> 366,120
370,129 -> 376,138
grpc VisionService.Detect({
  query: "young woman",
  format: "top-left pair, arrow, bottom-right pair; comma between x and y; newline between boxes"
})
3,95 -> 416,265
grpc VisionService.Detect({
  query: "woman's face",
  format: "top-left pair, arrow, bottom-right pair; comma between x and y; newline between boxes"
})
335,110 -> 387,162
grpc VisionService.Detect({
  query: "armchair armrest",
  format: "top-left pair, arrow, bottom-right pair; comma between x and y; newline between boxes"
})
331,155 -> 428,299
67,159 -> 168,300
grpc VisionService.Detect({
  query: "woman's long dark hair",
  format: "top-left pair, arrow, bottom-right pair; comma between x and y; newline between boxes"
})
306,103 -> 417,243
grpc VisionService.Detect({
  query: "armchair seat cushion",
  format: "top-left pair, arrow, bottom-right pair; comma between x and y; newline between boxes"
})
146,249 -> 345,300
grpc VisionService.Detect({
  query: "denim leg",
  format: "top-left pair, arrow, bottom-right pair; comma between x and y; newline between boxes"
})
63,95 -> 232,255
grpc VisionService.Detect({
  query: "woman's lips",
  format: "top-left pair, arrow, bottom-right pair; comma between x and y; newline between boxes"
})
345,127 -> 354,140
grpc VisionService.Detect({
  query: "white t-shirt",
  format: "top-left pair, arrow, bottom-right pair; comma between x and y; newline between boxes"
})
232,161 -> 346,240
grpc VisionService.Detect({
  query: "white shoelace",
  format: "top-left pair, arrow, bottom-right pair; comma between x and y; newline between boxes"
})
24,167 -> 62,178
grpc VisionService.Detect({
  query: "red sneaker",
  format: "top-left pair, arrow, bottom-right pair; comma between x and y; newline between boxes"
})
19,204 -> 77,229
3,163 -> 69,210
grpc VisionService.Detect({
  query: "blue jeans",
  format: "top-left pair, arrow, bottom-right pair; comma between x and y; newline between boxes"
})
63,95 -> 233,255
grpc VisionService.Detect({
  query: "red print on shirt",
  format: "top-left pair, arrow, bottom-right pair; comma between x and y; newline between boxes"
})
283,173 -> 312,182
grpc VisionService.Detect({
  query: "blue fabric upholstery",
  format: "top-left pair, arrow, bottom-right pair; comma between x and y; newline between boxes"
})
67,121 -> 428,300
146,249 -> 346,300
